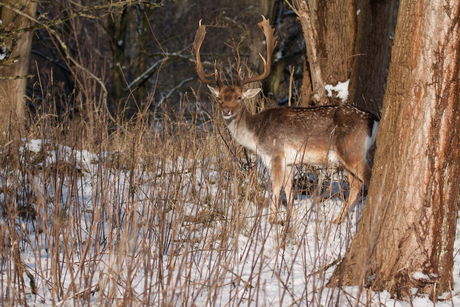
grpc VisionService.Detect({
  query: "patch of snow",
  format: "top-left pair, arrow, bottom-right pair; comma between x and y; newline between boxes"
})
22,139 -> 43,153
325,79 -> 350,102
274,50 -> 282,61
0,46 -> 6,61
3,139 -> 460,306
413,271 -> 430,281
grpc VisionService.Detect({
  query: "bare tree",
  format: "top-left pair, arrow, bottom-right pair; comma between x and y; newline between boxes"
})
331,0 -> 460,300
0,0 -> 37,133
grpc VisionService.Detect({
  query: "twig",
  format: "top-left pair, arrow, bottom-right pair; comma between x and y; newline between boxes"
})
157,77 -> 194,107
128,57 -> 169,89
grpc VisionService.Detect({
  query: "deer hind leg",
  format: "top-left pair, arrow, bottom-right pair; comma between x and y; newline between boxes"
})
333,171 -> 363,224
332,160 -> 371,224
268,154 -> 285,224
283,165 -> 296,222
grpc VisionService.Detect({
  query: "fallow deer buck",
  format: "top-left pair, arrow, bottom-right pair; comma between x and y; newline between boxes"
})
194,17 -> 379,224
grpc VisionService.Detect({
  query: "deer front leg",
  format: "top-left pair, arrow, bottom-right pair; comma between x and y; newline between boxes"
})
268,154 -> 285,224
333,171 -> 363,224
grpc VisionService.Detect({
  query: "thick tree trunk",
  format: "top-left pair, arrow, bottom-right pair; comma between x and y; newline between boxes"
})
310,0 -> 355,85
331,0 -> 460,300
0,0 -> 37,132
295,0 -> 356,105
348,0 -> 394,115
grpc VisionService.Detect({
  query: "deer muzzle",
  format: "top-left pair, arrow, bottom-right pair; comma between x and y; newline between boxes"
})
222,109 -> 232,118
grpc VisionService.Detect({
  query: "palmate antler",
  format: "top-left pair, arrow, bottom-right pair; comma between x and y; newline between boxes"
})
237,16 -> 278,87
194,16 -> 278,88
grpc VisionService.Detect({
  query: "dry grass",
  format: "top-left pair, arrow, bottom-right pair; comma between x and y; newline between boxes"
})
2,92 -> 456,307
0,97 -> 330,305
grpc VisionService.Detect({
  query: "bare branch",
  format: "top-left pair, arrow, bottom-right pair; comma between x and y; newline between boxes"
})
158,77 -> 194,107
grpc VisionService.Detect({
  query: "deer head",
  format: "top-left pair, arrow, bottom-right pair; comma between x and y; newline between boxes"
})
194,16 -> 277,119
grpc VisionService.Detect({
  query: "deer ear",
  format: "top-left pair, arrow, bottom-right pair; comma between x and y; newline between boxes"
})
207,85 -> 220,97
243,88 -> 261,99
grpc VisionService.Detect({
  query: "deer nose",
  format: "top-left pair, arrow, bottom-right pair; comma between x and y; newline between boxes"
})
222,110 -> 232,117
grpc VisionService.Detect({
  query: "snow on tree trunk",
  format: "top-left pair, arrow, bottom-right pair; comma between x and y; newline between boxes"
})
331,0 -> 460,300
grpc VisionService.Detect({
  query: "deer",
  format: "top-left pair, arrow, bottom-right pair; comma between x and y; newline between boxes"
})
194,16 -> 379,225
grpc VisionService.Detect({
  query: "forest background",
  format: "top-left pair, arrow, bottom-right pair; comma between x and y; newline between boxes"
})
1,0 -> 460,305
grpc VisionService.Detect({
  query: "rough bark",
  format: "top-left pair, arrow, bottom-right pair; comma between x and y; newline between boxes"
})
295,0 -> 356,105
348,0 -> 395,116
331,0 -> 460,300
301,56 -> 312,106
0,0 -> 37,132
295,0 -> 327,104
310,0 -> 356,84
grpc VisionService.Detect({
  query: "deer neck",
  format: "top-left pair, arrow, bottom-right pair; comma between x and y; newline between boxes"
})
224,105 -> 259,153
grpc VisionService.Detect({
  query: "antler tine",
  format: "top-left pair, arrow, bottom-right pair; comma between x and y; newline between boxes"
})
194,21 -> 221,87
238,16 -> 278,87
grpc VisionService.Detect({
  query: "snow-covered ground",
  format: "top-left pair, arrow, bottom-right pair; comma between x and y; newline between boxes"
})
1,139 -> 460,306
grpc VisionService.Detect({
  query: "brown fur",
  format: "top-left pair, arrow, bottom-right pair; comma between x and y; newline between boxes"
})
210,85 -> 379,224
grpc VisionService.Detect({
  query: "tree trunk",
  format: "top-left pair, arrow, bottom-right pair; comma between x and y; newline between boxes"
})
106,7 -> 129,120
296,0 -> 327,104
0,0 -> 37,132
300,56 -> 312,106
348,0 -> 395,115
331,0 -> 460,300
295,0 -> 356,105
310,0 -> 356,84
135,4 -> 158,112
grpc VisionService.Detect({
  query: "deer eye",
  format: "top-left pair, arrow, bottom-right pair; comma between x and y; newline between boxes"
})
237,96 -> 242,100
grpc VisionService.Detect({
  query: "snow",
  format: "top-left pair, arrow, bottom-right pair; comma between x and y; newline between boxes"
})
325,80 -> 350,102
0,46 -> 6,61
413,272 -> 431,281
2,139 -> 460,306
0,18 -> 5,60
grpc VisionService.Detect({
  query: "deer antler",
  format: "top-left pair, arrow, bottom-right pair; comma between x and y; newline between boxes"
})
194,17 -> 276,88
194,20 -> 223,87
237,16 -> 278,87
